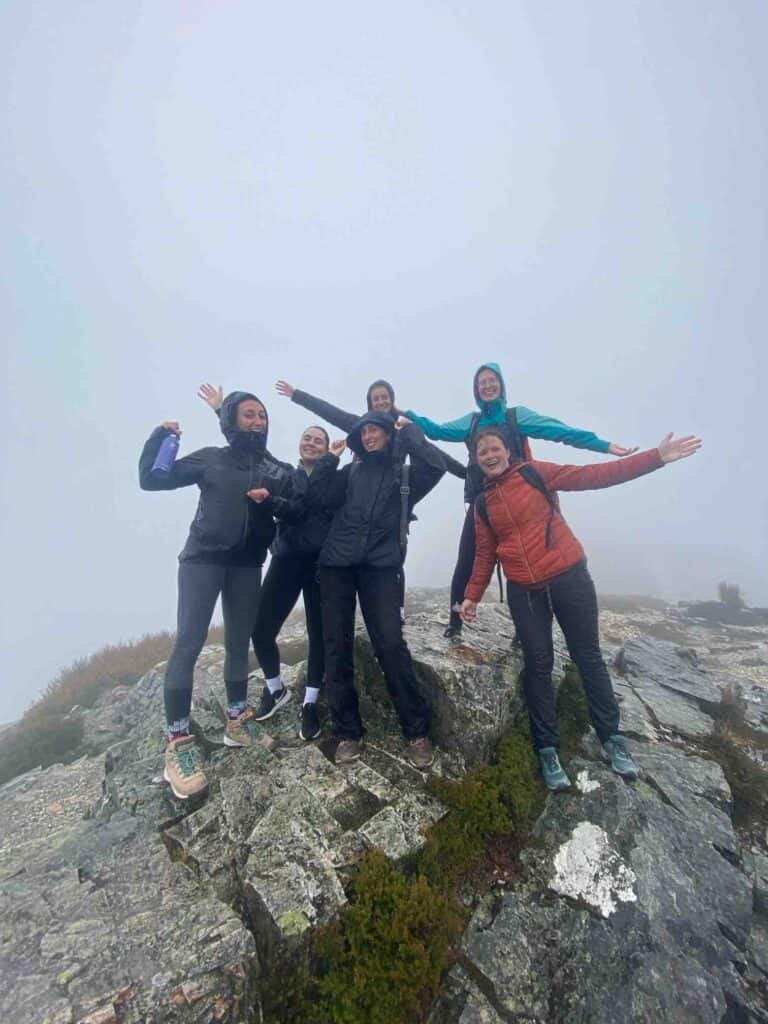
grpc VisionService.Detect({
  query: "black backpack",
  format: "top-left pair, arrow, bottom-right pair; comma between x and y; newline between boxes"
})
475,463 -> 560,549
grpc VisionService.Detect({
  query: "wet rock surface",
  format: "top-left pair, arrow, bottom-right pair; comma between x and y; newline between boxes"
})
4,592 -> 768,1022
1,596 -> 523,1022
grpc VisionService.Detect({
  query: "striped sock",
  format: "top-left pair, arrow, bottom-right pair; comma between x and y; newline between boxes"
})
227,700 -> 247,719
168,717 -> 191,740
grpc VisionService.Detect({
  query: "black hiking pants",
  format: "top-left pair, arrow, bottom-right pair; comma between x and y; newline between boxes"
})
319,566 -> 431,741
505,559 -> 619,752
449,506 -> 476,628
164,562 -> 262,727
252,555 -> 324,686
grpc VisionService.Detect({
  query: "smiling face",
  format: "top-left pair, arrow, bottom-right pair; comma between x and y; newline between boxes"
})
476,433 -> 511,478
236,399 -> 267,432
369,385 -> 393,413
299,426 -> 329,463
476,368 -> 502,403
360,423 -> 390,452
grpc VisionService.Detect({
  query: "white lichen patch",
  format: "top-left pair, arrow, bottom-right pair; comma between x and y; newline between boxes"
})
551,821 -> 637,918
575,771 -> 600,794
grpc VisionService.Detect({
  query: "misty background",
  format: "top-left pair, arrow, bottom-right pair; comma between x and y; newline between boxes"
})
1,2 -> 766,725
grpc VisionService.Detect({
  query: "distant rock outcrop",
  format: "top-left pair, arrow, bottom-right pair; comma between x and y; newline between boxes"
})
2,594 -> 768,1023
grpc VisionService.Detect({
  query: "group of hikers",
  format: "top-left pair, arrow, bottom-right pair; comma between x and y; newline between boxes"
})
139,362 -> 701,801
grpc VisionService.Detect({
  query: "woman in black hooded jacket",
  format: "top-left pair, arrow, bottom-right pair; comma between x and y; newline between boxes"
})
315,412 -> 445,769
139,391 -> 294,800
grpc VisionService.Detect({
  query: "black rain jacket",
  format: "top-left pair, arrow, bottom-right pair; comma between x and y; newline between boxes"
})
139,392 -> 294,565
317,414 -> 446,569
270,460 -> 336,561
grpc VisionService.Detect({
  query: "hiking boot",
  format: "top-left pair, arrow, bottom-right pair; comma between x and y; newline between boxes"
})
603,735 -> 638,780
299,702 -> 321,741
252,685 -> 291,722
224,708 -> 261,748
407,736 -> 434,770
538,747 -> 571,792
335,739 -> 362,765
443,623 -> 462,641
164,736 -> 208,800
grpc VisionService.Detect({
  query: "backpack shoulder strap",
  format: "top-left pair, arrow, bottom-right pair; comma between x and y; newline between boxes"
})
474,491 -> 491,529
516,463 -> 559,548
505,407 -> 532,461
398,457 -> 410,562
465,411 -> 482,451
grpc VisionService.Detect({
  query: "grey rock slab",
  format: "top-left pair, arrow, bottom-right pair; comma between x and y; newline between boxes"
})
612,680 -> 657,741
0,759 -> 258,1024
357,790 -> 447,861
619,634 -> 768,738
460,752 -> 754,1023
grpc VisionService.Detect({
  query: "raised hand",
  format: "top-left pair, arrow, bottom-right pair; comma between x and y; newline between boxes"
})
275,380 -> 295,399
395,416 -> 413,430
247,487 -> 270,503
198,383 -> 224,411
162,421 -> 181,434
329,439 -> 347,457
657,433 -> 702,464
608,442 -> 639,457
459,599 -> 477,624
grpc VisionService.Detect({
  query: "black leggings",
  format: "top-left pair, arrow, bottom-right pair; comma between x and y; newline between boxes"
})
449,507 -> 476,627
506,560 -> 620,751
252,555 -> 324,686
164,562 -> 262,727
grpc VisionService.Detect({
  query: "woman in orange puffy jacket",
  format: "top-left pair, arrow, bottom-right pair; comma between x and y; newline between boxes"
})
460,427 -> 701,791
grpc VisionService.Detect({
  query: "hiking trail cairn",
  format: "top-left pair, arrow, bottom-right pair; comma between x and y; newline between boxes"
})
3,593 -> 768,1023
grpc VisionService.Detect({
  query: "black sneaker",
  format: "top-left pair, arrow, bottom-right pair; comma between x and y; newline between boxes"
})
299,702 -> 321,741
253,685 -> 291,721
443,623 -> 462,641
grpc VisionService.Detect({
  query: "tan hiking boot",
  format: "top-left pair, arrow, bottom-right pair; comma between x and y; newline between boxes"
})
407,736 -> 434,770
224,708 -> 260,748
335,739 -> 362,765
164,736 -> 208,800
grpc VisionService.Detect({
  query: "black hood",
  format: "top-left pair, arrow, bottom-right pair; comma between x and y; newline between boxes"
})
346,410 -> 396,457
366,378 -> 396,411
219,391 -> 269,453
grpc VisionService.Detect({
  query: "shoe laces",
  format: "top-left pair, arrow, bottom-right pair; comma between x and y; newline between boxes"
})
541,750 -> 560,773
175,743 -> 203,777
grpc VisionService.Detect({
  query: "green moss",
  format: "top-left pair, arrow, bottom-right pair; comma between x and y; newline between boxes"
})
556,662 -> 591,760
266,666 -> 590,1024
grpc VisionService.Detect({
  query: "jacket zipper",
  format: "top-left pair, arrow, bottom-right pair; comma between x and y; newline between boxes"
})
496,485 -> 536,585
241,452 -> 254,546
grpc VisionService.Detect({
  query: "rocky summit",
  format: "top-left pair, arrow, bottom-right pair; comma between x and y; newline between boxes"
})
2,592 -> 768,1023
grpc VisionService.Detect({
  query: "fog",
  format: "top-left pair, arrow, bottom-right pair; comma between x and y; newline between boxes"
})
1,1 -> 766,723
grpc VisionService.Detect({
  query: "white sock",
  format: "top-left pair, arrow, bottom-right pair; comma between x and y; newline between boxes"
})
266,675 -> 284,694
303,686 -> 320,706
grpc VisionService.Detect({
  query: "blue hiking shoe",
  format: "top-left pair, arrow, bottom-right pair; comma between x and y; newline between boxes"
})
538,747 -> 571,792
603,735 -> 638,780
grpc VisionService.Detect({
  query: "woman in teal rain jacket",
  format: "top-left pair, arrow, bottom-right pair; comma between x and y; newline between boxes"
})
404,362 -> 635,637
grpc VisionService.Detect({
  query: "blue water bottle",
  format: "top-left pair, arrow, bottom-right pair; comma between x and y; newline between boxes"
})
152,431 -> 180,474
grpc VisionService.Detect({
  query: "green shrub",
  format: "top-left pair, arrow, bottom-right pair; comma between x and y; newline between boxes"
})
312,850 -> 461,1024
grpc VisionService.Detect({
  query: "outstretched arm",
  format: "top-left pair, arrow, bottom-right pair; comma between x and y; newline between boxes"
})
402,408 -> 474,443
533,434 -> 701,493
516,406 -> 630,455
276,380 -> 359,433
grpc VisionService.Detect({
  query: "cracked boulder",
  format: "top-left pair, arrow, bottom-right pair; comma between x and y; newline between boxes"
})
453,746 -> 756,1023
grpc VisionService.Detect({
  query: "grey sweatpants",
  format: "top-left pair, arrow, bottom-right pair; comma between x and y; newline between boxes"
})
164,562 -> 262,727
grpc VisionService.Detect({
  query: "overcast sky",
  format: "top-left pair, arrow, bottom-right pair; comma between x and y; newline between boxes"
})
1,1 -> 766,723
